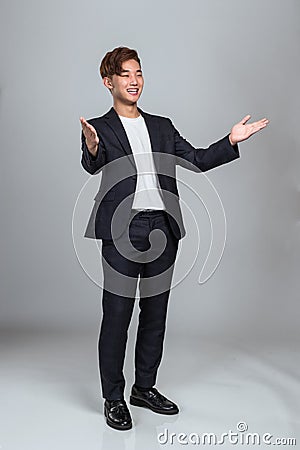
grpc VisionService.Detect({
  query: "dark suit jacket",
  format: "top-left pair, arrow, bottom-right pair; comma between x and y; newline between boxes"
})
81,106 -> 239,240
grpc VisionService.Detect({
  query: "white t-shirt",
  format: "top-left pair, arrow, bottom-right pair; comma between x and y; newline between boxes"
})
118,114 -> 166,211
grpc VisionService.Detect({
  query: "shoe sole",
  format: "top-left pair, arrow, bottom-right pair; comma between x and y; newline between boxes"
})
104,407 -> 132,431
129,396 -> 179,415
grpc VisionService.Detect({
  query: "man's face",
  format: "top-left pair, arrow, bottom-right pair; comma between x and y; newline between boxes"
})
104,59 -> 144,105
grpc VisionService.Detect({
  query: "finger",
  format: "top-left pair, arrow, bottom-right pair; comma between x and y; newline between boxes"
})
255,118 -> 269,125
86,124 -> 97,135
81,123 -> 90,133
252,119 -> 269,130
248,122 -> 268,136
80,117 -> 95,132
252,118 -> 269,127
260,118 -> 269,125
240,114 -> 251,125
80,118 -> 89,129
81,120 -> 95,134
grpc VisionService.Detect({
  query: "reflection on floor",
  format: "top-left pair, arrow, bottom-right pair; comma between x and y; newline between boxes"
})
0,326 -> 299,450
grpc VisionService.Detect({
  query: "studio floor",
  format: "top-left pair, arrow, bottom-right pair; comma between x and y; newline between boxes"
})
1,326 -> 299,450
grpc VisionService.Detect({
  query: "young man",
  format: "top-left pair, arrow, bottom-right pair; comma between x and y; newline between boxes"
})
80,47 -> 268,431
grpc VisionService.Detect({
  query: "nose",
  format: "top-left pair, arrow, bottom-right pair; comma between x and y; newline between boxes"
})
129,75 -> 138,85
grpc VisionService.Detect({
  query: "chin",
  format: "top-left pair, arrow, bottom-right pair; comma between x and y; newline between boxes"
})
126,97 -> 139,105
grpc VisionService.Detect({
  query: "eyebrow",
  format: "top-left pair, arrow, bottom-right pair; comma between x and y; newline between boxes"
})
120,69 -> 143,73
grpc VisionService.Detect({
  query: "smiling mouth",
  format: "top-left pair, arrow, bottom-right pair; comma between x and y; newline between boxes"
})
127,89 -> 139,95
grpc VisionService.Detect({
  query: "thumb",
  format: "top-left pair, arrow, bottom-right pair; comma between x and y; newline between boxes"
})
240,114 -> 251,125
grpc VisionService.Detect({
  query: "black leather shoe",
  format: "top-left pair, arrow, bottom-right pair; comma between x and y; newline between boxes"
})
129,385 -> 179,415
104,399 -> 132,430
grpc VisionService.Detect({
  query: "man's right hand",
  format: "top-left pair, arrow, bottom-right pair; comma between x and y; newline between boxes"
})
80,117 -> 100,157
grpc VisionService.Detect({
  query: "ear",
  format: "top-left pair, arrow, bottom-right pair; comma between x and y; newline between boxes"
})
103,77 -> 113,91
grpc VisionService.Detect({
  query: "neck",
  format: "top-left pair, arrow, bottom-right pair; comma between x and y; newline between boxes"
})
113,101 -> 140,118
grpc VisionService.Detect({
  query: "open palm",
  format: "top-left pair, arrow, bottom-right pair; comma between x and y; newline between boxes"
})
230,115 -> 269,145
80,116 -> 99,155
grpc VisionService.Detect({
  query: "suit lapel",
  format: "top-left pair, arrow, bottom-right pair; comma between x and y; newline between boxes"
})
138,108 -> 160,152
103,107 -> 133,156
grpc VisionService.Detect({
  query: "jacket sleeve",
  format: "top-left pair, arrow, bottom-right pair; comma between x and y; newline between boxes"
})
169,119 -> 240,172
81,129 -> 106,175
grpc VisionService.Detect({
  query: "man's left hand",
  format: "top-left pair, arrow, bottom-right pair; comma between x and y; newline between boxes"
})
229,115 -> 269,146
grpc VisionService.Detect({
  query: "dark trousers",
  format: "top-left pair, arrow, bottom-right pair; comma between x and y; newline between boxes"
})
98,210 -> 179,400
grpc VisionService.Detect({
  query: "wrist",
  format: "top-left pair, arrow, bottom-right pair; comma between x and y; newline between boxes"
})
87,143 -> 98,156
229,134 -> 237,146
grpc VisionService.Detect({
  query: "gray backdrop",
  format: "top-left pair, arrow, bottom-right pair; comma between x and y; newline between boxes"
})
1,1 -> 299,449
